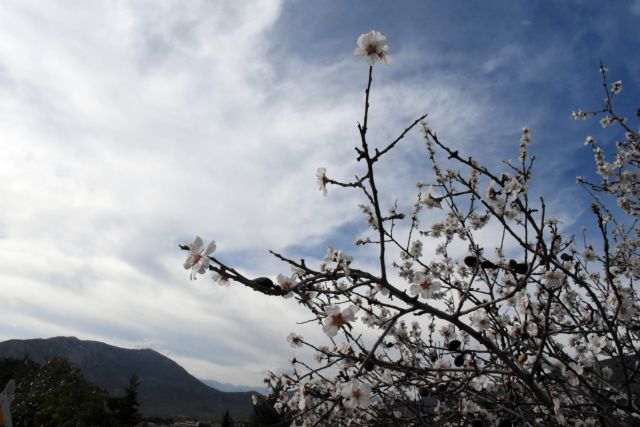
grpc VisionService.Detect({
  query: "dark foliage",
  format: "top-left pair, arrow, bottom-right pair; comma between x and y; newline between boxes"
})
108,373 -> 141,426
9,357 -> 115,426
1,357 -> 148,426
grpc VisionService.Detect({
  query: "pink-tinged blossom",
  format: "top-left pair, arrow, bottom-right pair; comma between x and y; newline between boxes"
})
433,358 -> 450,370
589,335 -> 606,354
583,246 -> 597,262
600,115 -> 614,128
341,380 -> 371,409
520,127 -> 532,145
409,240 -> 423,258
472,375 -> 490,391
409,272 -> 442,299
287,332 -> 304,348
421,186 -> 442,209
322,246 -> 354,281
543,269 -> 563,289
611,80 -> 622,94
572,110 -> 589,120
439,324 -> 455,339
316,167 -> 328,197
504,176 -> 525,198
469,309 -> 490,331
515,290 -> 530,310
562,362 -> 582,387
554,399 -> 566,425
353,31 -> 390,65
212,272 -> 231,286
277,273 -> 297,298
183,236 -> 216,280
322,305 -> 356,338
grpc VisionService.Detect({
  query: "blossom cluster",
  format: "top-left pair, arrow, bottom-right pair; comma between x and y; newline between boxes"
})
181,33 -> 640,426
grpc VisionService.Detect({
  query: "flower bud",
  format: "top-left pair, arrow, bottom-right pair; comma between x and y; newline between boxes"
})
464,256 -> 478,267
481,260 -> 497,269
454,355 -> 465,367
447,340 -> 461,351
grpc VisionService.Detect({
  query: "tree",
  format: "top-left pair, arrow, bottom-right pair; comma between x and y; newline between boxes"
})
249,379 -> 289,427
108,373 -> 141,426
221,409 -> 234,427
181,32 -> 639,426
10,357 -> 115,426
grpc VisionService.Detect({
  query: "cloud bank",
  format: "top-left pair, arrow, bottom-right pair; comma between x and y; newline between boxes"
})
1,1 -> 637,385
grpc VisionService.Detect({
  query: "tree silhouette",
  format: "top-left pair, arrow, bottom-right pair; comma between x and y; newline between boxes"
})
221,409 -> 234,427
109,373 -> 141,426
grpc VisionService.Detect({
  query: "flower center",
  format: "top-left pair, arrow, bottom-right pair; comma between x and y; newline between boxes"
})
420,281 -> 431,289
365,44 -> 376,55
331,313 -> 344,327
193,253 -> 202,264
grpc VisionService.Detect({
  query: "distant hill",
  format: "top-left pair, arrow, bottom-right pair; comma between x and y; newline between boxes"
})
201,378 -> 266,395
0,337 -> 253,421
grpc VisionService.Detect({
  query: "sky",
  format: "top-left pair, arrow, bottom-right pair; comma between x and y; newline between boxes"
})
0,1 -> 639,386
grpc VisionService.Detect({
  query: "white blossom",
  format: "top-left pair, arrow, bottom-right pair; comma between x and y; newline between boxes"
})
421,186 -> 442,209
316,167 -> 328,196
589,335 -> 606,354
322,305 -> 356,338
341,380 -> 371,409
277,273 -> 297,298
287,333 -> 304,348
183,236 -> 216,279
611,80 -> 622,94
353,31 -> 390,65
409,272 -> 442,299
469,309 -> 490,331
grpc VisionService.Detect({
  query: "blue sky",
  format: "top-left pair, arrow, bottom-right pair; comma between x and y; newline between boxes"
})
0,1 -> 638,386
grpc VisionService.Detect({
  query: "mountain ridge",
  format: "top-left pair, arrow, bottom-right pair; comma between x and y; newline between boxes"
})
201,378 -> 266,395
0,336 -> 253,421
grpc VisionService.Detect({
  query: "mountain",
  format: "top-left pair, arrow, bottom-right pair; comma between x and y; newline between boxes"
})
201,379 -> 266,395
0,337 -> 253,421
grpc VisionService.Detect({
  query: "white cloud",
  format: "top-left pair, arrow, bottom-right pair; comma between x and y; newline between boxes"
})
0,1 -> 577,386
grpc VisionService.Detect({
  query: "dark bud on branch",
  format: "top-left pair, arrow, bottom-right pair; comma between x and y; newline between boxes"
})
178,244 -> 190,251
253,277 -> 275,288
454,355 -> 465,367
464,256 -> 478,268
481,260 -> 497,269
560,253 -> 573,262
363,357 -> 376,372
515,263 -> 528,275
447,340 -> 461,351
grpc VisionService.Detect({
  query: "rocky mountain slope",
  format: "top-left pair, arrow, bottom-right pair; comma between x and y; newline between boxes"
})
0,336 -> 254,421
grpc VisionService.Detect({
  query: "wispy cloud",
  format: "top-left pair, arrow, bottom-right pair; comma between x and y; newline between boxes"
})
0,1 -> 637,385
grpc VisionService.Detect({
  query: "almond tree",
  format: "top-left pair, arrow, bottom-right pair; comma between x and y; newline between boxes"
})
181,32 -> 639,426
